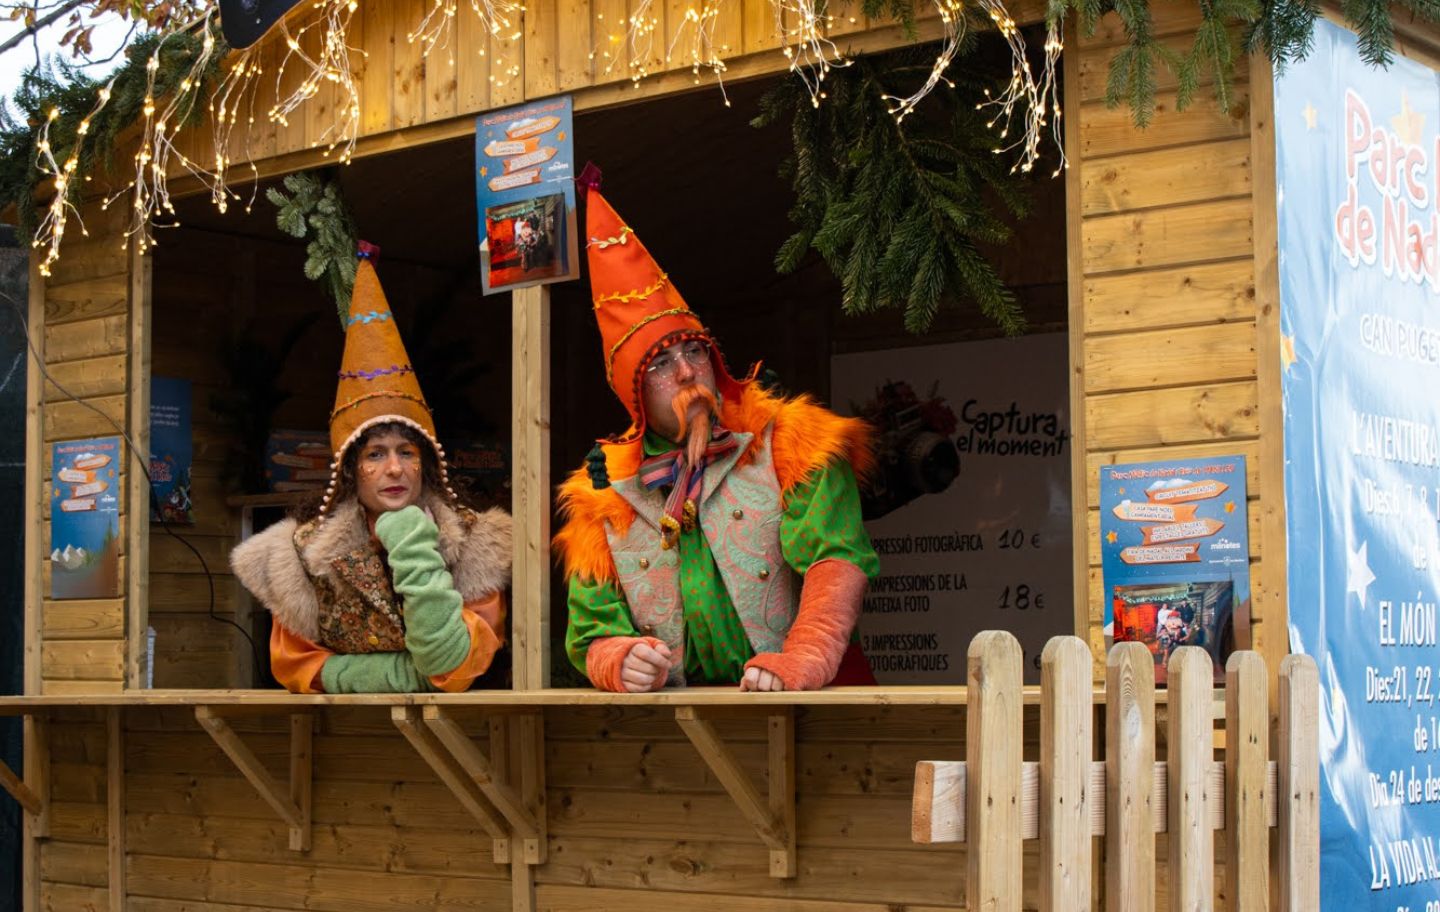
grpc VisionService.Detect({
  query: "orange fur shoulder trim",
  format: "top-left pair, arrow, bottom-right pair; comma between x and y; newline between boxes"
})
553,460 -> 636,585
757,389 -> 875,491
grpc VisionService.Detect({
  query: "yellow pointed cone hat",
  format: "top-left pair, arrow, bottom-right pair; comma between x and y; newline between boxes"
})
322,244 -> 450,512
584,179 -> 749,442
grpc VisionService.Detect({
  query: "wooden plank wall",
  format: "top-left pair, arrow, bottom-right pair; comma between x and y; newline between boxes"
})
1068,1 -> 1280,679
31,203 -> 138,695
168,0 -> 999,177
31,704 -> 1211,911
32,706 -> 1006,912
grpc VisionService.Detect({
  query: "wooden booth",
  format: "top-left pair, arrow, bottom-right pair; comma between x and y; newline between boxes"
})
0,0 -> 1351,908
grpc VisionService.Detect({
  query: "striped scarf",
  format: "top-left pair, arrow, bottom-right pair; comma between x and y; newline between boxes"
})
638,428 -> 739,549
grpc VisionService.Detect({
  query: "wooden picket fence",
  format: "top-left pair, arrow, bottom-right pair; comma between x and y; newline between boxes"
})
910,632 -> 1319,911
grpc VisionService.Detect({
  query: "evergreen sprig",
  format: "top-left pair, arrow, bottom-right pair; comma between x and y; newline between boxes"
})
1052,0 -> 1428,127
756,48 -> 1031,335
0,26 -> 222,234
265,171 -> 359,328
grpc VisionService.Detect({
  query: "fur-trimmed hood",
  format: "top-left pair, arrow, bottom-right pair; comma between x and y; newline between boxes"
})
230,490 -> 512,641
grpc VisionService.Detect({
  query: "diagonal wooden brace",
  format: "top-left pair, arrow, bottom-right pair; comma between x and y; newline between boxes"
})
0,756 -> 42,816
422,707 -> 546,864
194,706 -> 312,852
392,706 -> 511,863
675,706 -> 796,878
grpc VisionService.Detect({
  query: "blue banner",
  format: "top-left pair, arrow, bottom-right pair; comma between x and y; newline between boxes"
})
1099,456 -> 1250,683
1278,20 -> 1440,907
475,95 -> 579,295
149,376 -> 193,525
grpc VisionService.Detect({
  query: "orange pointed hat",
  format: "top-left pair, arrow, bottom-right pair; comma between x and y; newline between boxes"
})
583,175 -> 749,442
322,243 -> 453,514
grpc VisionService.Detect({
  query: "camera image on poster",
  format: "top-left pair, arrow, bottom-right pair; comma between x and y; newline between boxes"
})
854,380 -> 961,521
484,194 -> 571,290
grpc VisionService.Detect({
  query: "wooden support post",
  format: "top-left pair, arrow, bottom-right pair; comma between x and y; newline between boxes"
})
1039,636 -> 1091,912
423,707 -> 542,839
22,713 -> 48,912
289,713 -> 313,853
194,706 -> 310,849
1226,652 -> 1270,911
1276,654 -> 1318,912
24,253 -> 43,698
966,630 -> 1023,912
517,712 -> 546,866
510,284 -> 551,690
1168,648 -> 1214,912
391,706 -> 511,862
126,245 -> 152,688
768,710 -> 796,878
1106,642 -> 1155,912
107,708 -> 125,911
675,706 -> 795,877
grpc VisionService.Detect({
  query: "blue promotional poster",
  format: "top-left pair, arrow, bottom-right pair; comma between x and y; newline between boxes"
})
475,95 -> 578,295
1099,456 -> 1249,683
1277,19 -> 1440,908
49,436 -> 122,599
149,376 -> 193,525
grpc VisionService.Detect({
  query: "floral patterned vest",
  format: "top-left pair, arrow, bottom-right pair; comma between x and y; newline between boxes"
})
604,426 -> 798,686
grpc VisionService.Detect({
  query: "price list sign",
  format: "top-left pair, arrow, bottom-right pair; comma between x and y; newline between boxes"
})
1278,20 -> 1440,910
830,333 -> 1073,684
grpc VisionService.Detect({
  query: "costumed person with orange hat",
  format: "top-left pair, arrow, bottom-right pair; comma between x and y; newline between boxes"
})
230,245 -> 512,693
555,174 -> 879,692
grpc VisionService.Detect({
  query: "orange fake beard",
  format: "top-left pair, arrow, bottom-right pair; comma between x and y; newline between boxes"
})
671,384 -> 720,466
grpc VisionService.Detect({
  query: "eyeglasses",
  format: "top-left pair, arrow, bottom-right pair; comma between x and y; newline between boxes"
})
645,340 -> 711,380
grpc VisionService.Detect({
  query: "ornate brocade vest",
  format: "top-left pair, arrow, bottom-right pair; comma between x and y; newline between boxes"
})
604,426 -> 799,686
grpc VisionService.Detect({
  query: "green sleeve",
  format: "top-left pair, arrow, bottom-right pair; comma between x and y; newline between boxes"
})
780,458 -> 880,579
375,506 -> 471,677
321,651 -> 432,694
565,576 -> 639,676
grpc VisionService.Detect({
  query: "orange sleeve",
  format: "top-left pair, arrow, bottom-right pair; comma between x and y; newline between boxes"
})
427,592 -> 506,693
270,622 -> 333,694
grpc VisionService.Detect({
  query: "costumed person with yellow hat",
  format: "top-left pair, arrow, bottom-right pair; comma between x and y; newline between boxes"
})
231,244 -> 512,693
555,174 -> 880,692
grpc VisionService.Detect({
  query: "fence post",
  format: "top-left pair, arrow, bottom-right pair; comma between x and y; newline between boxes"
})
1276,654 -> 1318,912
967,630 -> 1023,912
1040,635 -> 1092,911
1225,651 -> 1269,911
1107,641 -> 1156,912
1169,646 -> 1215,911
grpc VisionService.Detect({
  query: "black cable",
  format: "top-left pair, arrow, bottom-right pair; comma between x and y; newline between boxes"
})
4,288 -> 265,679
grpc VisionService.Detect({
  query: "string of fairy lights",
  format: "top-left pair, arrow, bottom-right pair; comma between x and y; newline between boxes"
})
30,0 -> 1064,274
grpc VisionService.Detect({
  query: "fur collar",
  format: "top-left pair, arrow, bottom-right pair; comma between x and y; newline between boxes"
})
230,491 -> 512,641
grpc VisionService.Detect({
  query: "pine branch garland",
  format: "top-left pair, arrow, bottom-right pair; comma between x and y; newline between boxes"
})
265,170 -> 359,327
0,26 -> 223,235
1050,0 -> 1420,126
757,47 -> 1034,335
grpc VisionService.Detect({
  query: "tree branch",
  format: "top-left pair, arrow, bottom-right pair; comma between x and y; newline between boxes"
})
0,0 -> 86,58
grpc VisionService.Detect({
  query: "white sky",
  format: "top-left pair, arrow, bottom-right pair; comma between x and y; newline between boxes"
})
0,10 -> 135,118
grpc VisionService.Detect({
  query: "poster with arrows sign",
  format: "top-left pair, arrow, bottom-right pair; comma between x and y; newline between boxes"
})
1099,455 -> 1249,683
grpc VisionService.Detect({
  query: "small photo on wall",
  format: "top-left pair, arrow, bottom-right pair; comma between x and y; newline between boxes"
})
1111,580 -> 1237,683
483,193 -> 570,290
